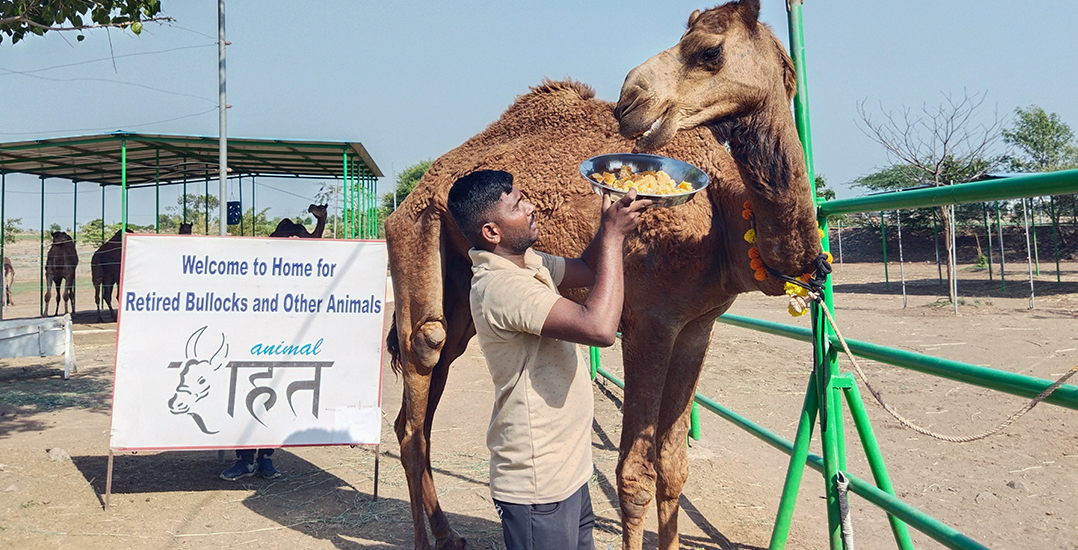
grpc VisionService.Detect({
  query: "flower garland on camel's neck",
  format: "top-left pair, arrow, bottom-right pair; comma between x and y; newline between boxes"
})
741,200 -> 833,317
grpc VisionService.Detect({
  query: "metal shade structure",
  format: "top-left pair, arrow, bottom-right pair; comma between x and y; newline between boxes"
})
0,131 -> 382,186
0,132 -> 384,319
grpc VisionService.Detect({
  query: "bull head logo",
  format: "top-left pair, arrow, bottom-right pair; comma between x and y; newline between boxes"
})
167,326 -> 228,434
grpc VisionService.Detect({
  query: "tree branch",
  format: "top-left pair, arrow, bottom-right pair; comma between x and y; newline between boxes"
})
0,14 -> 174,32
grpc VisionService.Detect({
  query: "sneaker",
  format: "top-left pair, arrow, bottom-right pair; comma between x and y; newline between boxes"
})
257,458 -> 281,479
220,459 -> 256,481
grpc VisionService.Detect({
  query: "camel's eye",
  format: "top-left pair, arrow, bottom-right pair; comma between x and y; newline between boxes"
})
700,44 -> 723,66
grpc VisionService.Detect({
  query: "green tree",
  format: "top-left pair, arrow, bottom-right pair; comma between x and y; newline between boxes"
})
382,160 -> 431,211
0,0 -> 172,44
1003,105 -> 1078,232
3,218 -> 22,244
1003,105 -> 1077,172
814,174 -> 836,202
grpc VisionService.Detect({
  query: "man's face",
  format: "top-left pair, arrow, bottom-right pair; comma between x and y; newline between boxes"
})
487,186 -> 538,255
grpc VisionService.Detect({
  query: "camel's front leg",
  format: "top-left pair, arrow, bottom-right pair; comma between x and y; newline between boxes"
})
654,315 -> 714,550
617,324 -> 677,550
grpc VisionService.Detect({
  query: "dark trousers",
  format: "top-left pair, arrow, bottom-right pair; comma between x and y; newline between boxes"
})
236,449 -> 274,462
493,482 -> 594,550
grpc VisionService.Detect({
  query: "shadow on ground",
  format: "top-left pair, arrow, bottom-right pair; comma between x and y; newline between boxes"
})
70,449 -> 504,549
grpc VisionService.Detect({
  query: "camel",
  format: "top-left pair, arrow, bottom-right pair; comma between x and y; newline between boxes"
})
178,223 -> 193,234
4,256 -> 14,306
91,229 -> 128,322
269,204 -> 328,238
44,231 -> 79,316
384,3 -> 824,549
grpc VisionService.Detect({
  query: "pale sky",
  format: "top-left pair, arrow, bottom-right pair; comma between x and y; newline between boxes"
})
2,0 -> 1076,231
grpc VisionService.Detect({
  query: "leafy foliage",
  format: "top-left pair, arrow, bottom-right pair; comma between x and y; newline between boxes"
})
1003,105 -> 1078,172
0,1 -> 171,44
382,160 -> 431,211
2,217 -> 22,244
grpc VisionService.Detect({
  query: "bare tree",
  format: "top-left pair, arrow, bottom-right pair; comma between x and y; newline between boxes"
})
858,91 -> 1005,305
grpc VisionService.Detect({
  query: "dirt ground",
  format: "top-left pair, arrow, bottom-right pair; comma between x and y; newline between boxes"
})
1,235 -> 1077,549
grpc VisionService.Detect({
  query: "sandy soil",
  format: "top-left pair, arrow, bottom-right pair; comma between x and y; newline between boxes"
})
1,235 -> 1077,549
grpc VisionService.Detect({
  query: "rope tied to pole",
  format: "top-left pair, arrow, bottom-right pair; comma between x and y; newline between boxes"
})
811,291 -> 1078,443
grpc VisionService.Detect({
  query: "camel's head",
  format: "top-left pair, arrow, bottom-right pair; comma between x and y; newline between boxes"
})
178,223 -> 193,235
51,231 -> 72,244
308,203 -> 328,220
614,0 -> 795,152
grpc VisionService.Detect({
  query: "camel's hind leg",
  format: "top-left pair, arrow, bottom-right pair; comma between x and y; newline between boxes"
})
63,277 -> 75,315
93,281 -> 103,322
653,314 -> 715,550
387,209 -> 472,550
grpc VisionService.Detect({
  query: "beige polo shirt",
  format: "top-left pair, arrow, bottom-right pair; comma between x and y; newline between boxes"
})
468,248 -> 594,504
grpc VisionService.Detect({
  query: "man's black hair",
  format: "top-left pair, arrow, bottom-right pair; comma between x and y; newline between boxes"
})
447,170 -> 514,248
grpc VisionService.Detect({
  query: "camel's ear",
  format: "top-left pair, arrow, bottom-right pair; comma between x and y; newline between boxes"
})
687,9 -> 701,28
738,0 -> 761,28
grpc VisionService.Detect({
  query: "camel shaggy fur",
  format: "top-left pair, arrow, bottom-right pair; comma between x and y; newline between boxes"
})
91,229 -> 127,322
269,204 -> 328,238
385,2 -> 823,549
44,231 -> 79,316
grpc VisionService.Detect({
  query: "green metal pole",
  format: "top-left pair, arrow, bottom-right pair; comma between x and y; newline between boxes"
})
121,139 -> 128,232
688,402 -> 700,441
881,211 -> 889,290
1,172 -> 5,320
252,176 -> 256,236
204,168 -> 209,235
982,203 -> 993,281
183,159 -> 188,224
72,181 -> 78,248
843,380 -> 915,549
770,375 -> 819,549
995,201 -> 1006,292
818,169 -> 1078,216
240,176 -> 244,236
589,346 -> 599,380
718,313 -> 1078,410
1050,196 -> 1061,287
155,149 -> 160,234
343,151 -> 350,239
40,176 -> 44,316
100,185 -> 105,244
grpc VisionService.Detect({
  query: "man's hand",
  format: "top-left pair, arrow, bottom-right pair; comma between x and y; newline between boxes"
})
601,189 -> 653,239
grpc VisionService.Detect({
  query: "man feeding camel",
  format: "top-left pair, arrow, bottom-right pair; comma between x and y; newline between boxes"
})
446,169 -> 650,549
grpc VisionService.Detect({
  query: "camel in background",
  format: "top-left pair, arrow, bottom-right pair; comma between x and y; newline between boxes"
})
178,223 -> 192,234
3,256 -> 13,306
269,204 -> 327,238
384,2 -> 823,549
91,229 -> 128,322
44,231 -> 78,316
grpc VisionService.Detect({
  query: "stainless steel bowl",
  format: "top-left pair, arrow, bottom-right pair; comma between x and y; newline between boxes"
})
579,153 -> 710,207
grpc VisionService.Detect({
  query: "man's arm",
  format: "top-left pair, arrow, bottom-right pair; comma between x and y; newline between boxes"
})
541,190 -> 650,347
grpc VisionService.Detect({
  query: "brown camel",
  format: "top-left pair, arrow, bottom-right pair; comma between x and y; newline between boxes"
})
44,231 -> 79,316
91,229 -> 129,322
178,222 -> 193,234
4,256 -> 14,306
268,204 -> 328,238
384,3 -> 823,549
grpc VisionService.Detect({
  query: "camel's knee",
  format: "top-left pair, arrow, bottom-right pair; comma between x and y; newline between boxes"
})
411,320 -> 447,371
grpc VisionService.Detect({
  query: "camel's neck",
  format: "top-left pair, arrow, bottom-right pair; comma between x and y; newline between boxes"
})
311,216 -> 326,238
712,101 -> 819,279
713,103 -> 807,202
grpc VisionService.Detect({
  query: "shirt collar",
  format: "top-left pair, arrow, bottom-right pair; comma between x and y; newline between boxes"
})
469,248 -> 544,273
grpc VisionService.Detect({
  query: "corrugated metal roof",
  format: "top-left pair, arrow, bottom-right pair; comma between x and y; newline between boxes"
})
0,132 -> 382,187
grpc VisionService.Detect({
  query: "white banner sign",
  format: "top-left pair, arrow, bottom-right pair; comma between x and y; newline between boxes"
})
109,235 -> 387,451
